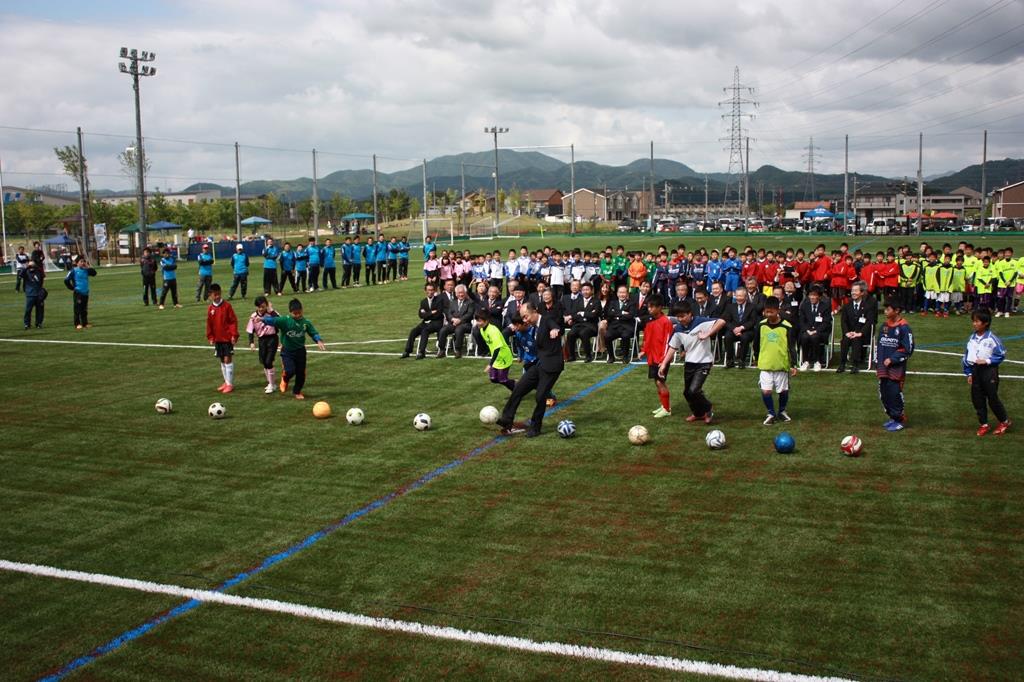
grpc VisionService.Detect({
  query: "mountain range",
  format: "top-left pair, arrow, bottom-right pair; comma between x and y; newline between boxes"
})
176,150 -> 1024,205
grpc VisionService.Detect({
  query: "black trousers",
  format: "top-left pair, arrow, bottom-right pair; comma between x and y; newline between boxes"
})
258,335 -> 278,369
387,260 -> 398,281
281,347 -> 307,394
195,274 -> 212,301
839,333 -> 867,367
229,273 -> 248,299
565,323 -> 597,360
296,270 -> 307,291
142,274 -> 157,304
399,260 -> 409,278
263,269 -> 278,294
605,323 -> 633,360
500,364 -> 561,433
799,330 -> 828,365
283,270 -> 297,292
378,261 -> 388,282
365,263 -> 376,285
352,264 -> 362,284
898,286 -> 916,312
342,264 -> 352,286
323,266 -> 337,288
308,265 -> 320,290
438,322 -> 472,354
878,377 -> 905,420
971,365 -> 1008,425
160,280 -> 179,306
725,329 -> 755,366
405,320 -> 443,356
24,295 -> 44,327
683,362 -> 713,417
73,292 -> 89,327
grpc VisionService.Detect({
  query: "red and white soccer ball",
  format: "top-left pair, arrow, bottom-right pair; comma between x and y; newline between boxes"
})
840,435 -> 863,457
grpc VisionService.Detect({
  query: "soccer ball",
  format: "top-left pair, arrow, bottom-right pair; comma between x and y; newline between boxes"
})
479,405 -> 499,424
557,419 -> 576,438
705,429 -> 726,450
774,431 -> 796,454
413,413 -> 431,431
312,401 -> 332,419
154,398 -> 173,414
208,402 -> 226,420
841,435 -> 863,456
628,425 -> 649,445
346,407 -> 365,425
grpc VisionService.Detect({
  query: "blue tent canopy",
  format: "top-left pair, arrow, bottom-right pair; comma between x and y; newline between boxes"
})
241,216 -> 272,225
341,212 -> 374,220
148,220 -> 182,230
805,207 -> 834,218
44,234 -> 78,245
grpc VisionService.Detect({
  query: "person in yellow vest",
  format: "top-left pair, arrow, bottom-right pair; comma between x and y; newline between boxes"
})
994,247 -> 1017,318
898,254 -> 921,314
921,252 -> 941,316
936,252 -> 955,318
950,254 -> 968,315
973,255 -> 996,311
962,245 -> 979,313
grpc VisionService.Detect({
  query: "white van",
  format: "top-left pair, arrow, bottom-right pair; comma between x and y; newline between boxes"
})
868,219 -> 889,235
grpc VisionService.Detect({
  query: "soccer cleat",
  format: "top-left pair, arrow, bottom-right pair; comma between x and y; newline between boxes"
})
993,420 -> 1011,436
703,410 -> 715,425
763,414 -> 776,426
294,393 -> 305,400
799,361 -> 809,372
500,424 -> 527,436
221,384 -> 234,394
885,420 -> 905,432
279,377 -> 287,393
778,411 -> 792,422
685,414 -> 701,422
158,305 -> 165,310
836,365 -> 846,373
217,383 -> 228,392
813,362 -> 822,372
976,424 -> 991,437
264,383 -> 274,394
653,407 -> 671,418
524,429 -> 541,438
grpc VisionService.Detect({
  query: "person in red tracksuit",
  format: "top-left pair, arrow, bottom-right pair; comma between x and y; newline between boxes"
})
812,249 -> 832,291
742,253 -> 760,287
878,252 -> 900,302
861,252 -> 881,298
761,254 -> 780,294
794,249 -> 813,299
829,252 -> 852,312
206,283 -> 240,393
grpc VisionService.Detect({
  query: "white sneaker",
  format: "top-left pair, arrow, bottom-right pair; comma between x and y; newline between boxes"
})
264,383 -> 274,394
813,362 -> 822,372
778,411 -> 792,422
653,407 -> 671,418
763,414 -> 776,426
799,362 -> 810,372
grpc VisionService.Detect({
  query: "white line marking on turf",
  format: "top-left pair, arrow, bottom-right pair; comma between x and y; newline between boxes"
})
0,559 -> 852,682
322,338 -> 406,345
914,348 -> 1024,364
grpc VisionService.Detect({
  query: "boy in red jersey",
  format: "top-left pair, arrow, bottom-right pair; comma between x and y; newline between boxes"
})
206,283 -> 239,393
638,294 -> 675,418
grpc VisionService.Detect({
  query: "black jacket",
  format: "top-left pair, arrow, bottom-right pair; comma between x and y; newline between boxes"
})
417,295 -> 444,322
605,297 -> 636,329
140,255 -> 158,277
630,291 -> 651,325
535,314 -> 565,372
569,296 -> 600,327
708,293 -> 730,319
840,297 -> 877,335
722,300 -> 759,333
781,294 -> 801,329
444,296 -> 474,325
798,299 -> 832,335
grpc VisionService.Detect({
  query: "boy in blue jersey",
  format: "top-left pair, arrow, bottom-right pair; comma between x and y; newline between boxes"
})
65,256 -> 97,329
280,242 -> 297,292
375,236 -> 389,283
963,310 -> 1011,436
306,237 -> 321,292
321,238 -> 337,289
422,235 -> 435,262
363,236 -> 376,285
511,313 -> 556,407
262,238 -> 281,296
158,247 -> 181,309
229,244 -> 249,299
386,237 -> 400,282
195,242 -> 215,302
876,298 -> 915,431
398,236 -> 411,280
294,243 -> 308,292
341,237 -> 354,287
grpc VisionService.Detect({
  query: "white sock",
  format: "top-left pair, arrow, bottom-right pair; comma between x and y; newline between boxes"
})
219,363 -> 228,382
264,368 -> 273,383
225,362 -> 234,386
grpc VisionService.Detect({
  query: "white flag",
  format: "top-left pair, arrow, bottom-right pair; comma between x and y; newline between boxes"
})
94,223 -> 107,249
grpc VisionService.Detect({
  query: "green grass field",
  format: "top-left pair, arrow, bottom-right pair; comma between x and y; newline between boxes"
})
1,234 -> 1022,681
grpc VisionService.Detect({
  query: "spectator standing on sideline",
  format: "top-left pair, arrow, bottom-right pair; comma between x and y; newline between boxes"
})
321,238 -> 337,289
195,243 -> 214,302
159,247 -> 181,309
21,260 -> 46,329
14,246 -> 29,292
139,247 -> 158,305
65,255 -> 96,330
262,238 -> 281,296
876,298 -> 915,432
229,244 -> 249,300
306,237 -> 322,292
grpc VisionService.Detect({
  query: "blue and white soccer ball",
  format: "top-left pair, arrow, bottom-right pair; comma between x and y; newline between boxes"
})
557,419 -> 576,438
774,431 -> 796,454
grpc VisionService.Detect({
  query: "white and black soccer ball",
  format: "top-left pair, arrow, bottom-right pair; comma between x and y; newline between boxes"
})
155,398 -> 173,414
208,402 -> 226,420
479,405 -> 499,424
557,419 -> 576,438
705,429 -> 726,450
346,407 -> 365,425
413,413 -> 431,431
628,424 -> 649,445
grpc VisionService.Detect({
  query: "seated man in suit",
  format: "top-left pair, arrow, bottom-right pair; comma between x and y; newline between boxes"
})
402,283 -> 445,359
708,281 -> 730,318
437,283 -> 475,358
722,287 -> 759,369
502,286 -> 526,342
743,276 -> 766,318
837,280 -> 877,373
565,281 -> 601,362
798,285 -> 832,371
604,285 -> 637,363
631,280 -> 653,331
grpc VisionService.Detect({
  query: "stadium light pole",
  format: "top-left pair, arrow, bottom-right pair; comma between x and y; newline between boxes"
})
485,126 -> 508,235
118,47 -> 156,250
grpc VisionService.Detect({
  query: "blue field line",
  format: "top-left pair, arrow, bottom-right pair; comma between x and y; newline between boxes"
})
37,363 -> 637,681
916,333 -> 1024,350
848,237 -> 878,253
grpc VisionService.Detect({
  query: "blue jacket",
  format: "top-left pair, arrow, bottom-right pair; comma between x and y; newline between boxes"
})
161,256 -> 178,281
876,319 -> 914,368
514,325 -> 538,364
295,249 -> 308,272
340,243 -> 353,265
962,330 -> 1007,375
22,268 -> 45,297
690,262 -> 707,282
322,244 -> 335,267
385,241 -> 398,260
423,242 -> 435,260
68,266 -> 95,294
723,257 -> 742,291
363,244 -> 376,265
231,252 -> 249,275
374,240 -> 388,261
280,250 -> 296,272
262,245 -> 280,269
197,252 -> 214,277
307,245 -> 321,266
706,259 -> 723,283
398,241 -> 410,260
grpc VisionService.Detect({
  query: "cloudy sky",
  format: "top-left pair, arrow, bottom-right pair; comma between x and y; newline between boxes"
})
2,0 -> 1023,192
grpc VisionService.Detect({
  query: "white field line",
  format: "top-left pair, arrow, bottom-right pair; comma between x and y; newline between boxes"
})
914,348 -> 1024,365
322,338 -> 406,346
0,559 -> 852,682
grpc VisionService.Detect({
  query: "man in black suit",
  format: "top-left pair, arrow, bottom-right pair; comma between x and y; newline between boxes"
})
780,281 -> 801,330
797,286 -> 832,371
527,281 -> 548,309
402,283 -> 445,359
669,280 -> 690,306
437,284 -> 475,358
565,281 -> 600,362
693,288 -> 717,319
631,281 -> 653,330
837,281 -> 877,373
604,285 -> 636,363
708,281 -> 730,318
497,301 -> 564,438
722,287 -> 758,368
743,277 -> 766,318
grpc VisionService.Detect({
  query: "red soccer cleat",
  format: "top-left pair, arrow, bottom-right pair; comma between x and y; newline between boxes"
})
221,384 -> 234,394
216,383 -> 228,393
976,424 -> 990,437
993,420 -> 1011,436
294,393 -> 305,400
685,414 -> 700,422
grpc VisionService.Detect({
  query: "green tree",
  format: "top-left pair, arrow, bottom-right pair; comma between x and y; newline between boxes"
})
297,199 -> 314,226
148,193 -> 173,223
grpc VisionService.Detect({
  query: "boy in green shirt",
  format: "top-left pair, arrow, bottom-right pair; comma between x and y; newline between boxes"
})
476,308 -> 516,391
752,297 -> 799,426
263,298 -> 326,400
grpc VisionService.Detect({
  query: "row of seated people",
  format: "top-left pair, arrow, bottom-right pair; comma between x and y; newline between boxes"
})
402,277 -> 879,372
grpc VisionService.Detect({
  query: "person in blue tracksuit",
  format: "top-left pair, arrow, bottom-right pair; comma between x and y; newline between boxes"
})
65,256 -> 97,328
262,238 -> 281,296
159,247 -> 180,308
21,260 -> 46,329
422,236 -> 435,262
706,250 -> 724,289
386,236 -> 400,282
195,242 -> 215,302
876,298 -> 915,431
294,243 -> 308,292
340,237 -> 354,287
280,242 -> 297,292
963,310 -> 1011,435
306,237 -> 321,292
321,238 -> 337,289
722,250 -> 742,293
229,244 -> 249,299
375,236 -> 389,283
398,236 -> 410,280
363,236 -> 376,285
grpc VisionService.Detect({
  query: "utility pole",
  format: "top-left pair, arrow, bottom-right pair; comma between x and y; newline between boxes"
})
917,132 -> 924,236
76,127 -> 91,260
718,66 -> 757,208
802,137 -> 820,202
704,174 -> 709,225
843,134 -> 849,233
570,143 -> 576,236
422,158 -> 428,244
460,162 -> 466,237
852,175 -> 858,229
649,140 -> 655,229
312,148 -> 319,239
664,181 -> 670,214
234,142 -> 241,242
743,136 -> 750,218
0,157 -> 8,265
118,47 -> 156,249
979,129 -> 988,225
485,126 -> 509,235
372,154 -> 379,237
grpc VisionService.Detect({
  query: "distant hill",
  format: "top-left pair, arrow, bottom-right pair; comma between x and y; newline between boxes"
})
175,149 -> 1022,204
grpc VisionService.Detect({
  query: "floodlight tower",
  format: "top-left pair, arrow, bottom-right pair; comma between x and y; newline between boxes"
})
485,126 -> 509,234
118,47 -> 156,248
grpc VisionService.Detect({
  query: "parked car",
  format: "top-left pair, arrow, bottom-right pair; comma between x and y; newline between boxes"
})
617,219 -> 639,232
